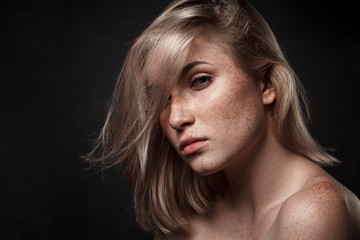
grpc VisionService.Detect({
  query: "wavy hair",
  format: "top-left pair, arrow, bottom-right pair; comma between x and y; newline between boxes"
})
86,0 -> 338,233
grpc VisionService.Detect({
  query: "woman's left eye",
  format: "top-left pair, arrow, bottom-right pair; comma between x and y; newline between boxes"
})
190,75 -> 212,90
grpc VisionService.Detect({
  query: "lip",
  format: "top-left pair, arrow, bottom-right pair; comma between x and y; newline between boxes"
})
179,137 -> 209,156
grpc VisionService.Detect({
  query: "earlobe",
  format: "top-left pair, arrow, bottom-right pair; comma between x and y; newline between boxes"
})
261,78 -> 276,105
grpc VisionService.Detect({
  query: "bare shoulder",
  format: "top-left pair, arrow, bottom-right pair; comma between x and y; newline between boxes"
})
271,175 -> 360,239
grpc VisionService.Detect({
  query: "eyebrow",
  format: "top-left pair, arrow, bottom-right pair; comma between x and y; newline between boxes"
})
181,61 -> 211,76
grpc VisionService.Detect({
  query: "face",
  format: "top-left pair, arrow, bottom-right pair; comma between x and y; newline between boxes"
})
159,33 -> 274,176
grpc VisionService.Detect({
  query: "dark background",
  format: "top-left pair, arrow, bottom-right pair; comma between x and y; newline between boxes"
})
2,0 -> 359,239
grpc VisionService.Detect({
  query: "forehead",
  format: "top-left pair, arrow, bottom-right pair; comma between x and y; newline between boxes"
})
144,32 -> 235,89
185,33 -> 229,65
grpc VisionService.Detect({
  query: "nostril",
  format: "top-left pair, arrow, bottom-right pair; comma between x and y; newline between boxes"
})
180,121 -> 193,129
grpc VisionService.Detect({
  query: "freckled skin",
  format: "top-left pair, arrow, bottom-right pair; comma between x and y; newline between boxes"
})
269,176 -> 360,240
156,34 -> 360,240
159,34 -> 266,175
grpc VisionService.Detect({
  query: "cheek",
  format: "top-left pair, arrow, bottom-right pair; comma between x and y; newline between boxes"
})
206,78 -> 263,139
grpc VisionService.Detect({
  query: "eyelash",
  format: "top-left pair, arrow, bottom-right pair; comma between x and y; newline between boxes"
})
190,74 -> 212,90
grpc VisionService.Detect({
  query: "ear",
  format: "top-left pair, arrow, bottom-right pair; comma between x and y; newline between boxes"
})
260,76 -> 276,105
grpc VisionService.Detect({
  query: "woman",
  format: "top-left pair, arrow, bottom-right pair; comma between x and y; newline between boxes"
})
87,0 -> 360,238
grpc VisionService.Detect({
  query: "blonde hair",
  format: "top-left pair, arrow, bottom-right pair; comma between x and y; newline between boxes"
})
86,0 -> 338,234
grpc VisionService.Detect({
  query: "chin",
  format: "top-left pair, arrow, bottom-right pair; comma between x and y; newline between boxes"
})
187,157 -> 224,176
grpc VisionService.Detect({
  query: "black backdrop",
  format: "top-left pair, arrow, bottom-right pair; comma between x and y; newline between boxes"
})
2,0 -> 359,239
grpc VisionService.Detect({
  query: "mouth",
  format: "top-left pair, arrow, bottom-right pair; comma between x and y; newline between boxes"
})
179,137 -> 209,156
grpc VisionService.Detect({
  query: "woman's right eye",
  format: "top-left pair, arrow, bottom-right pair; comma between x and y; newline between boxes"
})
162,95 -> 171,108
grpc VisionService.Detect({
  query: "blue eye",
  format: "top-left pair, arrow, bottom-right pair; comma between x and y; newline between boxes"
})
190,75 -> 212,90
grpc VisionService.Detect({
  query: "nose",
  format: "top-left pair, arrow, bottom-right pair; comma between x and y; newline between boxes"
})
168,97 -> 195,131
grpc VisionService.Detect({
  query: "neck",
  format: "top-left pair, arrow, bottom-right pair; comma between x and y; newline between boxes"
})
222,128 -> 309,221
